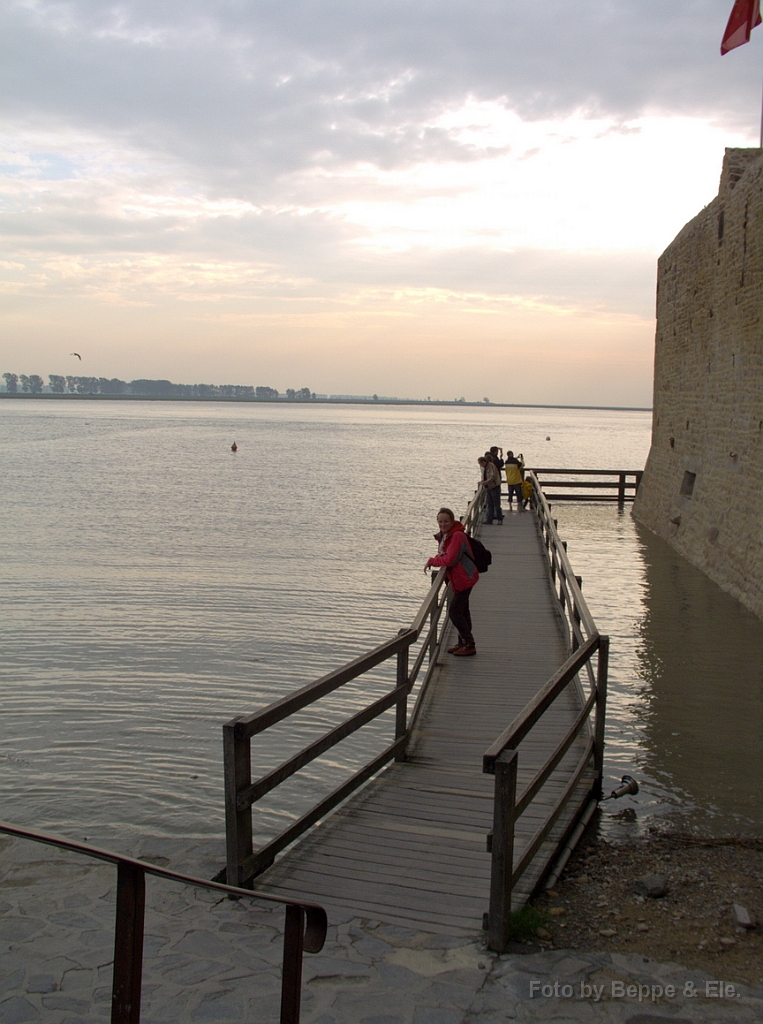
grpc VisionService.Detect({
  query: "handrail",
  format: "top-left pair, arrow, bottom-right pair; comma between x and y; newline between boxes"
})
539,480 -> 637,488
232,631 -> 416,740
513,688 -> 597,817
483,472 -> 609,954
410,565 -> 446,635
528,467 -> 643,503
527,470 -> 598,643
530,467 -> 643,475
483,635 -> 600,771
236,685 -> 410,810
0,820 -> 326,1024
509,737 -> 596,887
241,737 -> 408,879
224,487 -> 486,889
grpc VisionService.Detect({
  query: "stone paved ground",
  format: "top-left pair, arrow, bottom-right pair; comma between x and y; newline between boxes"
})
2,833 -> 763,1024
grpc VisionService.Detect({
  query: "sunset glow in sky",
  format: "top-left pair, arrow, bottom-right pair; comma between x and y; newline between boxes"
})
2,1 -> 762,405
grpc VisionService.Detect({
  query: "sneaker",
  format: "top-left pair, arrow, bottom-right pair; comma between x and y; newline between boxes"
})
447,642 -> 465,654
453,643 -> 476,657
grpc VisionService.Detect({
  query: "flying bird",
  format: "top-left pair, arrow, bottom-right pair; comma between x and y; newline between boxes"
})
70,352 -> 82,360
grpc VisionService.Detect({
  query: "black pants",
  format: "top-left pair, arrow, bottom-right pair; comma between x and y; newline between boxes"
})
449,588 -> 474,645
486,485 -> 502,522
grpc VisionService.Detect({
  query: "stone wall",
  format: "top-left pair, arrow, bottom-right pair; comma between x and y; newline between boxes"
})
633,147 -> 763,621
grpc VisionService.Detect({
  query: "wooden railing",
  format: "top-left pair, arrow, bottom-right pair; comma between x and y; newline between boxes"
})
482,471 -> 608,953
530,467 -> 643,503
0,821 -> 327,1024
223,488 -> 486,890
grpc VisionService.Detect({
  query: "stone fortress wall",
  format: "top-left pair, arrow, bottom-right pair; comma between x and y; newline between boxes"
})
634,147 -> 763,621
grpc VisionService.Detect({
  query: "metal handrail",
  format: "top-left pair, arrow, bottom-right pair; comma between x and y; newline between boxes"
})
0,820 -> 326,1024
224,487 -> 485,889
483,474 -> 609,954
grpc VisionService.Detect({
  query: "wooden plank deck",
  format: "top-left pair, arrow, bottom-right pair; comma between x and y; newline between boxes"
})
254,508 -> 594,934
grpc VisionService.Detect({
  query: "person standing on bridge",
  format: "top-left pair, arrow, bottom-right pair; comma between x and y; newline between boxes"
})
487,449 -> 505,521
504,450 -> 524,510
425,507 -> 479,657
489,446 -> 504,472
479,456 -> 502,524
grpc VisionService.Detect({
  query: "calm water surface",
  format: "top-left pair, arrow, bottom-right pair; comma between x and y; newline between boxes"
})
1,400 -> 762,849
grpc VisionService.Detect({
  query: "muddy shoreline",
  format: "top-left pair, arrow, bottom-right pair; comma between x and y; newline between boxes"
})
532,828 -> 763,986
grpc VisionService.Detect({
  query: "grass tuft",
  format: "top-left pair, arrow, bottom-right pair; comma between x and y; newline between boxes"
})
509,906 -> 550,940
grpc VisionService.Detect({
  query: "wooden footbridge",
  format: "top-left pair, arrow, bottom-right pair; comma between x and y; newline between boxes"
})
223,472 -> 612,953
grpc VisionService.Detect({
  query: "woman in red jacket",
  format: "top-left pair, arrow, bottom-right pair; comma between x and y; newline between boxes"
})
426,507 -> 479,657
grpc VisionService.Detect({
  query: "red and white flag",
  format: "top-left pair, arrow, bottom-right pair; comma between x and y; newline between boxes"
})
721,0 -> 762,54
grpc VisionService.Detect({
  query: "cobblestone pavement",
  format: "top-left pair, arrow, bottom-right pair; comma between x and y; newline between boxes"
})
2,834 -> 763,1023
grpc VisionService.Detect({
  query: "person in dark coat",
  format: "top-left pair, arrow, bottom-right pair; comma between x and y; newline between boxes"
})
479,456 -> 502,523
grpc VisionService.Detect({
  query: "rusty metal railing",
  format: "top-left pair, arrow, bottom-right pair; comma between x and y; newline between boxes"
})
0,821 -> 327,1024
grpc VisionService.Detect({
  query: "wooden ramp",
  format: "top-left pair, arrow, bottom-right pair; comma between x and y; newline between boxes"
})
254,509 -> 594,934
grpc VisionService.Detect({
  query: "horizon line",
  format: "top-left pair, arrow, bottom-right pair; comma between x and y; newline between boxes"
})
0,393 -> 653,413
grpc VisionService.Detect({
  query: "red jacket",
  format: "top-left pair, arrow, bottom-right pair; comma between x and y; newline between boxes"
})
427,521 -> 479,592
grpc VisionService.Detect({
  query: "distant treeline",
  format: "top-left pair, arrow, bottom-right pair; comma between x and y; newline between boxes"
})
2,374 -> 314,400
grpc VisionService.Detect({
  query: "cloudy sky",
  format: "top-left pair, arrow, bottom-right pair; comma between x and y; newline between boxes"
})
1,0 -> 761,405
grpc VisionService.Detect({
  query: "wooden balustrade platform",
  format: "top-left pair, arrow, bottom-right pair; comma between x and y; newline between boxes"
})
253,509 -> 594,934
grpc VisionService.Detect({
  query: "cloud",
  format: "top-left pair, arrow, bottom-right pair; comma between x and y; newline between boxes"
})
2,1 -> 760,184
0,0 -> 756,403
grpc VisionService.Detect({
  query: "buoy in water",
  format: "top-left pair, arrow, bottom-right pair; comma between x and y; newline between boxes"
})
546,436 -> 551,441
231,441 -> 238,452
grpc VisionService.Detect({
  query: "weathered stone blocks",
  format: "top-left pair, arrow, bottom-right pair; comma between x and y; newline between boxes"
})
634,147 -> 763,621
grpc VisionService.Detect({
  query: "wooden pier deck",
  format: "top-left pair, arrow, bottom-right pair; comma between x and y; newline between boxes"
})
252,508 -> 595,935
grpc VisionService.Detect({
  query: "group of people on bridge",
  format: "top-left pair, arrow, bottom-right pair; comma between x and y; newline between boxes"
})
478,446 -> 529,524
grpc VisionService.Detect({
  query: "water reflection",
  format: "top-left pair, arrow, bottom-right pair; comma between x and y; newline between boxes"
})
634,524 -> 763,834
553,505 -> 763,838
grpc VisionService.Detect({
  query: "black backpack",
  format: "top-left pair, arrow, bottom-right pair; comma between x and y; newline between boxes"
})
465,535 -> 492,573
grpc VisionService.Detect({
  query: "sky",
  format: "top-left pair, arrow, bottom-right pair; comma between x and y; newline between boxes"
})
1,0 -> 762,406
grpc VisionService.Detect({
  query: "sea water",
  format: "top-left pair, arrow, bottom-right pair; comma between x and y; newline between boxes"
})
1,400 -> 761,846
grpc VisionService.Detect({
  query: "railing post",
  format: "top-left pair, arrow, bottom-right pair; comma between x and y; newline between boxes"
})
572,576 -> 582,651
486,748 -> 518,954
593,635 -> 609,800
112,862 -> 145,1024
395,631 -> 409,761
280,904 -> 305,1024
618,473 -> 626,506
224,720 -> 254,887
428,601 -> 438,662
